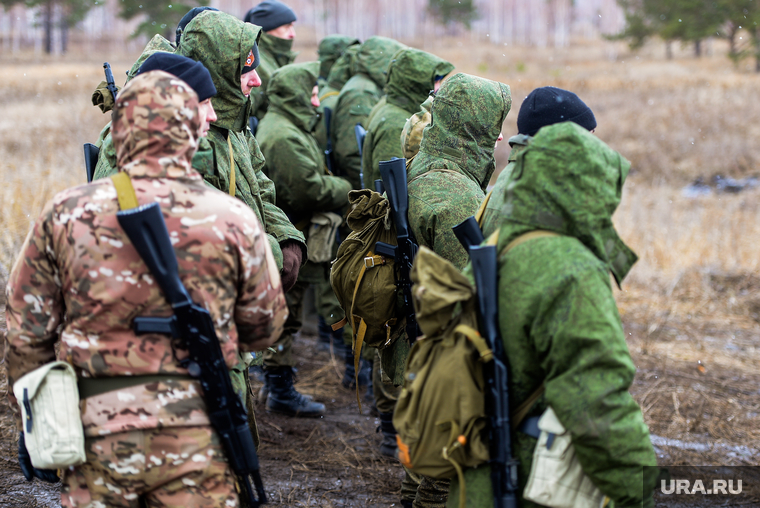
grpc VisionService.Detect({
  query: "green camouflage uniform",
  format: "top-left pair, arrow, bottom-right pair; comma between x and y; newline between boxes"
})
393,73 -> 511,508
448,122 -> 658,508
480,134 -> 531,238
317,35 -> 360,89
314,44 -> 360,150
363,48 -> 453,185
5,71 -> 288,508
400,95 -> 433,159
331,36 -> 406,189
250,31 -> 297,121
256,62 -> 352,367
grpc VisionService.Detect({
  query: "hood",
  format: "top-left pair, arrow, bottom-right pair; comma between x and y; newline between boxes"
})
415,73 -> 511,190
126,34 -> 175,82
267,61 -> 320,132
112,70 -> 201,179
318,35 -> 360,79
353,36 -> 406,88
498,122 -> 638,285
385,48 -> 454,113
259,31 -> 297,68
176,10 -> 261,132
326,44 -> 361,91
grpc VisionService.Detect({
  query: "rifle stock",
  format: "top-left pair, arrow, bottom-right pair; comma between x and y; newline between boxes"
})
117,202 -> 267,507
355,124 -> 367,188
83,143 -> 99,183
103,62 -> 118,104
323,107 -> 335,174
470,245 -> 519,508
453,216 -> 485,252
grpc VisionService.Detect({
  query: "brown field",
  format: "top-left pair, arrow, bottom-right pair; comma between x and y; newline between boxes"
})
1,36 -> 759,506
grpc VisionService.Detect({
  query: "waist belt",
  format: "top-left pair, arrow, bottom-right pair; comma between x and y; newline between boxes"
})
78,374 -> 194,399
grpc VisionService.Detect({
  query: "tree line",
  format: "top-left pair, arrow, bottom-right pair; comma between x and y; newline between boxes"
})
614,0 -> 760,69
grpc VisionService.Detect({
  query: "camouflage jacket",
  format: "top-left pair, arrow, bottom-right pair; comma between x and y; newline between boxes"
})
5,72 -> 287,436
257,62 -> 351,221
317,35 -> 360,88
480,134 -> 531,238
363,48 -> 453,185
250,32 -> 297,121
449,123 -> 657,508
407,73 -> 511,270
330,36 -> 406,189
314,44 -> 361,155
400,95 -> 433,159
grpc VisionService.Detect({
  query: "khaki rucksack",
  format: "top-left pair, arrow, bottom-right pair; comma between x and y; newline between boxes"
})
330,190 -> 406,403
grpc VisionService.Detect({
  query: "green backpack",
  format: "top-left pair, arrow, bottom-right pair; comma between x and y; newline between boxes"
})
329,189 -> 406,401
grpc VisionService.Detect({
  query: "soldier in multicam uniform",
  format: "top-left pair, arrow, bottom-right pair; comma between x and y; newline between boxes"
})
5,70 -> 288,507
397,73 -> 512,508
256,61 -> 352,416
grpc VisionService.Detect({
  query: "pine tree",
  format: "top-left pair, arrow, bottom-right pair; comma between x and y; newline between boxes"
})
0,0 -> 98,53
117,0 -> 208,40
427,0 -> 478,31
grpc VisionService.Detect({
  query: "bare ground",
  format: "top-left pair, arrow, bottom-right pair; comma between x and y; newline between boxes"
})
1,269 -> 759,507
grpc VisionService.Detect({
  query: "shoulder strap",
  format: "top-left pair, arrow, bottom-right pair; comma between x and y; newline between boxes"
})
227,135 -> 236,197
502,230 -> 560,256
475,190 -> 493,227
110,172 -> 139,211
408,168 -> 461,187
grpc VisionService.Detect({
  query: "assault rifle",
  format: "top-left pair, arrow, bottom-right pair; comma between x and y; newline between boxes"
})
117,202 -> 267,507
323,107 -> 336,174
375,157 -> 420,344
83,63 -> 119,182
470,244 -> 519,508
354,124 -> 367,188
452,215 -> 484,252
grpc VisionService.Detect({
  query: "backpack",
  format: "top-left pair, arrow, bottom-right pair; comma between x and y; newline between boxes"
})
329,189 -> 406,397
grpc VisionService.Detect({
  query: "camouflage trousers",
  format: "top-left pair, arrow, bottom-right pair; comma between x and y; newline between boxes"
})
62,426 -> 238,508
401,467 -> 451,507
262,280 -> 307,367
373,350 -> 401,414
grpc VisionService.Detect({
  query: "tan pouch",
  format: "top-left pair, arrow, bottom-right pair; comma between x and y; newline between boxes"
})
13,361 -> 85,469
523,406 -> 608,508
306,211 -> 343,263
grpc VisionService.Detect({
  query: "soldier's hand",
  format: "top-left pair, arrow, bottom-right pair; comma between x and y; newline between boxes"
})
18,432 -> 59,483
280,240 -> 303,293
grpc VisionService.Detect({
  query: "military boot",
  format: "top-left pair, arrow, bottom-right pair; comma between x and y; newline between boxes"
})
265,366 -> 325,417
342,347 -> 371,389
378,411 -> 398,457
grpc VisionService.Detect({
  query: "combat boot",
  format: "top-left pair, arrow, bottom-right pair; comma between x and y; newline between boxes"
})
265,366 -> 325,417
378,411 -> 398,457
342,347 -> 372,389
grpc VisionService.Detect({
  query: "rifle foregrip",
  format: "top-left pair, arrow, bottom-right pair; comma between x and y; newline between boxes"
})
84,143 -> 99,183
117,203 -> 191,307
469,245 -> 500,345
453,216 -> 485,252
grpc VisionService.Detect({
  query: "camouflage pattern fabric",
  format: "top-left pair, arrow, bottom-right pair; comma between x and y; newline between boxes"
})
400,95 -> 432,159
314,44 -> 361,154
263,280 -> 305,367
256,62 -> 352,367
448,122 -> 657,508
317,34 -> 360,84
331,36 -> 406,189
175,9 -> 307,270
5,71 -> 287,436
250,31 -> 297,121
363,48 -> 453,184
407,72 -> 512,271
479,134 -> 531,238
62,426 -> 238,508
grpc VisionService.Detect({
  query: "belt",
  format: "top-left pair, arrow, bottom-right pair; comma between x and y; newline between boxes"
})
78,374 -> 194,399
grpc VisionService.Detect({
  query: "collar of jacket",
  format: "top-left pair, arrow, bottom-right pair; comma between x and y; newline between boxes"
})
259,32 -> 297,67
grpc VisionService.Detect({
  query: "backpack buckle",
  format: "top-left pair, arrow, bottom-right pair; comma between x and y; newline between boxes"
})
364,255 -> 384,268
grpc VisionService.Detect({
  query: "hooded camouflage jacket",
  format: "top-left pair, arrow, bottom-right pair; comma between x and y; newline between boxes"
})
480,134 -> 531,237
448,123 -> 656,508
5,72 -> 287,436
314,43 -> 360,154
363,48 -> 453,185
256,62 -> 351,222
250,31 -> 297,120
176,10 -> 306,269
407,73 -> 511,270
331,36 -> 406,189
317,35 -> 360,88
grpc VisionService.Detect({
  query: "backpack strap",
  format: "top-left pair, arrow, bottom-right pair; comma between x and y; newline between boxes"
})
502,230 -> 560,255
227,135 -> 236,196
110,172 -> 139,210
407,168 -> 461,186
474,190 -> 493,227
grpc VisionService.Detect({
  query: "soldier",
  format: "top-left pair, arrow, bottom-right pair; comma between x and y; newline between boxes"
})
363,48 -> 454,193
398,72 -> 512,508
331,36 -> 406,189
5,70 -> 287,507
447,122 -> 658,507
244,0 -> 298,122
480,86 -> 598,237
255,62 -> 352,416
316,34 -> 360,90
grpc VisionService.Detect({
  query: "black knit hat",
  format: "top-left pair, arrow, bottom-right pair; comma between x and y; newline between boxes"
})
244,0 -> 297,32
138,53 -> 217,102
175,6 -> 218,46
517,87 -> 596,137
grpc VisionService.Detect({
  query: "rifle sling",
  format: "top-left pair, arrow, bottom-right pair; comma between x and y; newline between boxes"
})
228,135 -> 236,196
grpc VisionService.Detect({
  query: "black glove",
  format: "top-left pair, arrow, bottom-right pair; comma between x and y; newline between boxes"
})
18,432 -> 59,483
